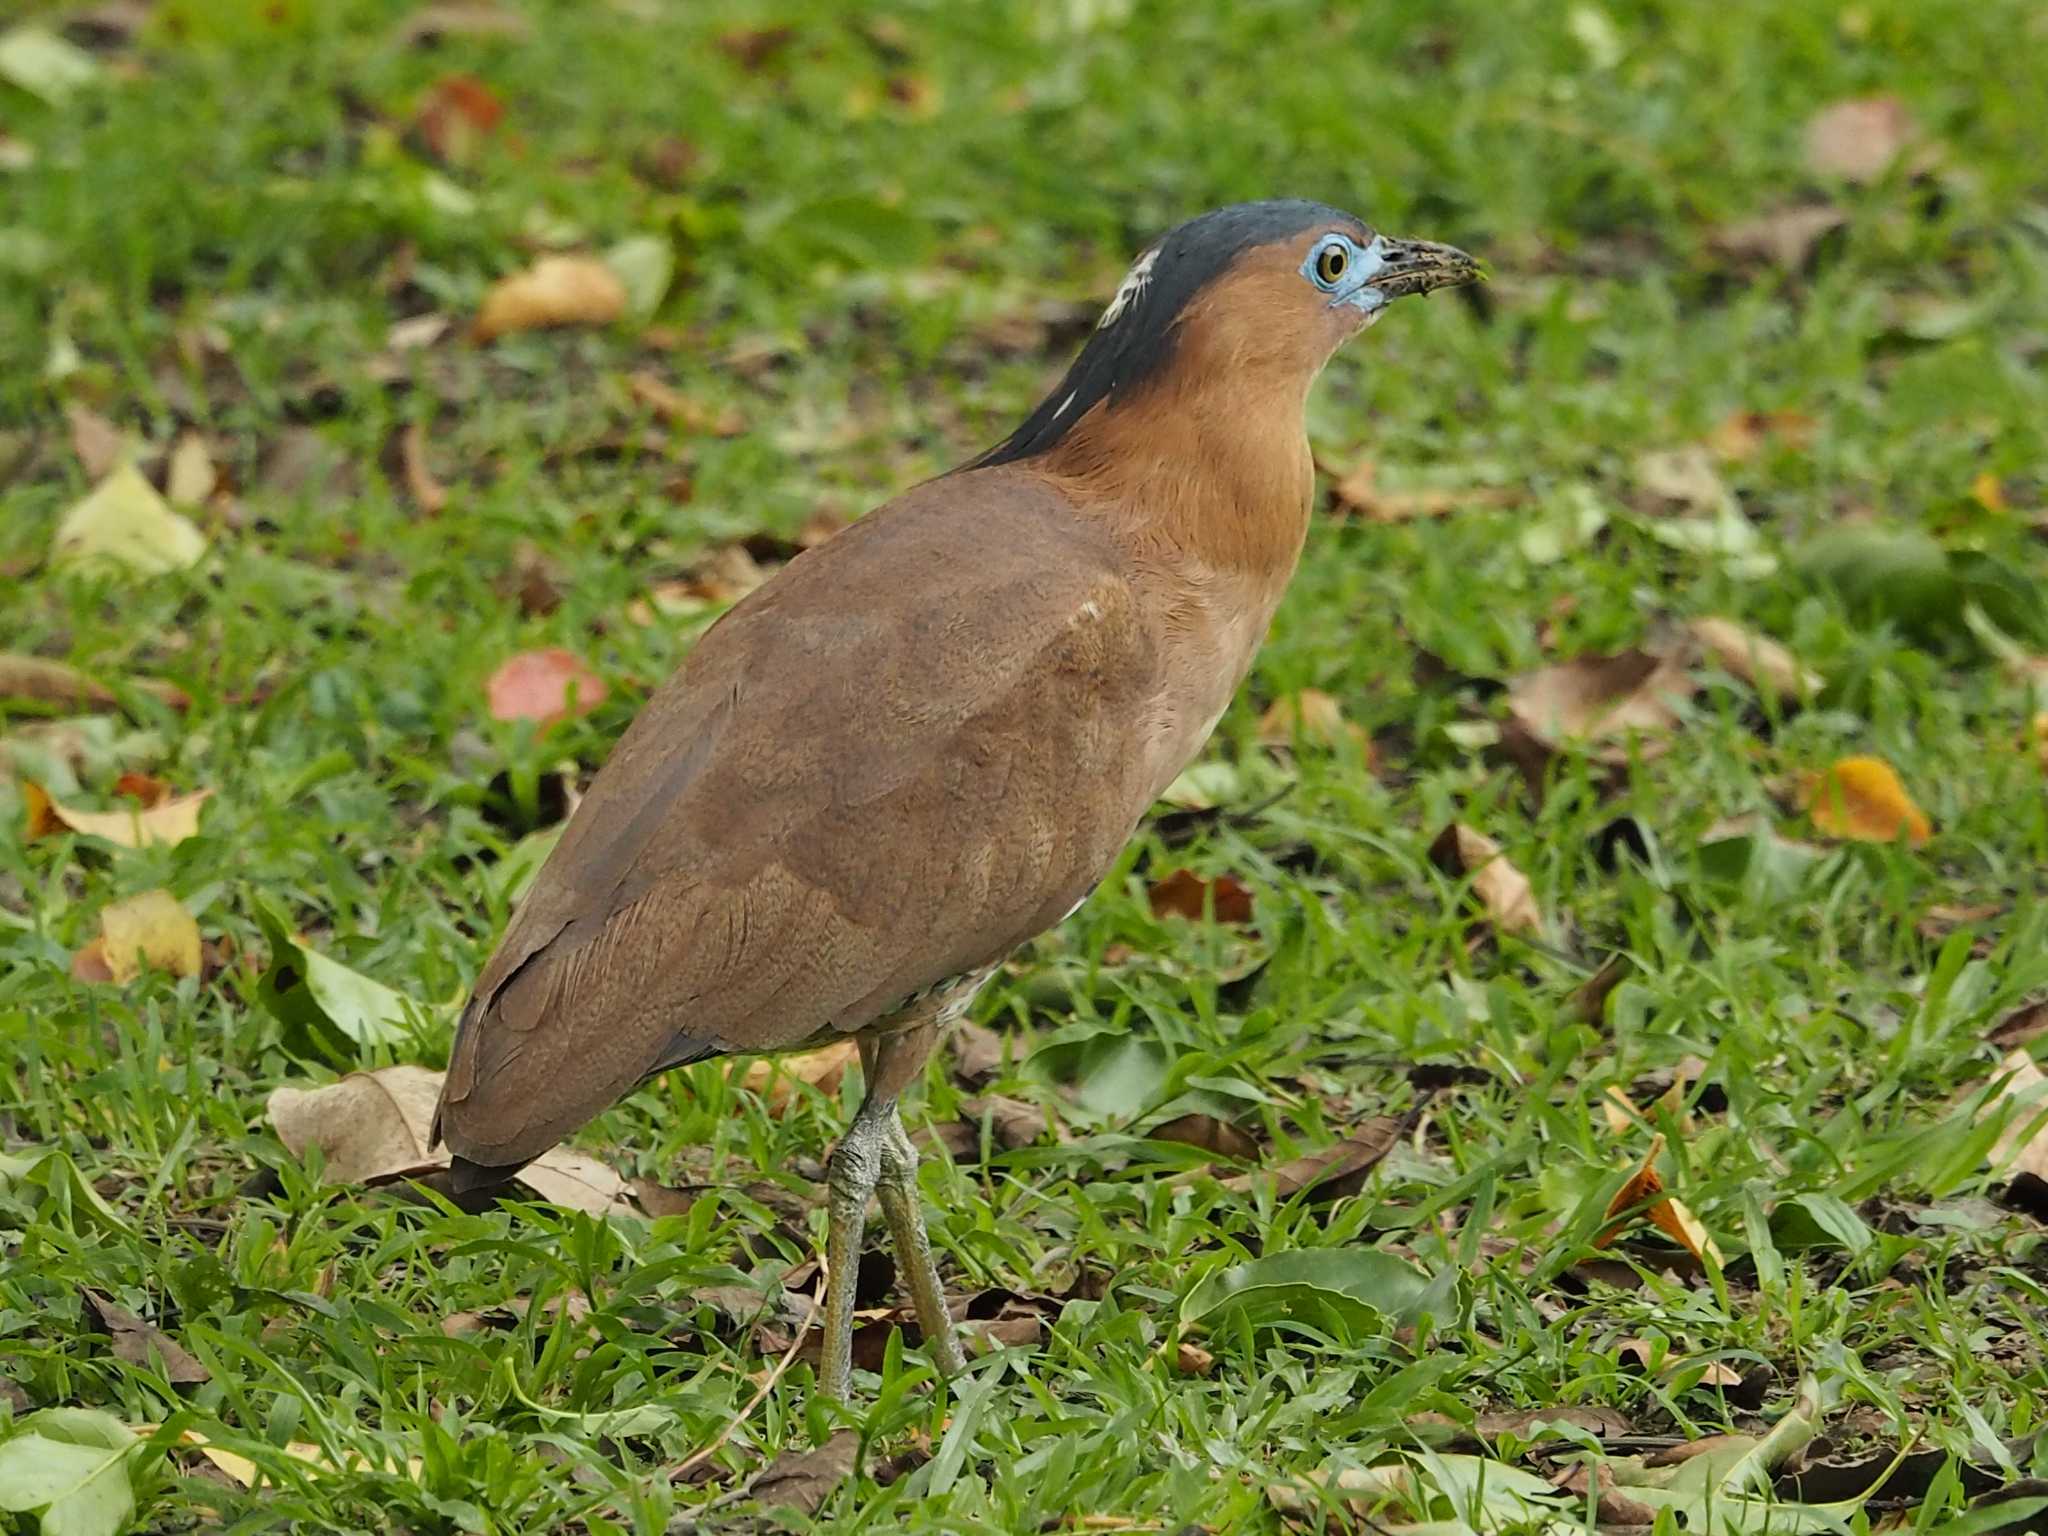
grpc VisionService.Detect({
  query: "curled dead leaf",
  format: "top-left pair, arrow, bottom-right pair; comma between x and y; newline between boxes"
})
1709,204 -> 1847,269
397,423 -> 449,515
81,1290 -> 210,1385
1801,756 -> 1931,845
628,371 -> 746,436
1687,616 -> 1821,704
1255,689 -> 1369,753
1506,648 -> 1690,760
1428,823 -> 1545,940
1708,409 -> 1818,462
75,888 -> 200,983
1328,458 -> 1519,522
1804,95 -> 1917,183
485,648 -> 607,725
734,1041 -> 856,1115
1147,867 -> 1255,925
0,653 -> 188,711
1148,1112 -> 1258,1161
23,779 -> 213,848
1596,1132 -> 1723,1265
1222,1115 -> 1404,1201
473,254 -> 627,342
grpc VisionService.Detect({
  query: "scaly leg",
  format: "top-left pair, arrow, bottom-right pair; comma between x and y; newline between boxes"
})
877,1107 -> 966,1376
817,1094 -> 887,1401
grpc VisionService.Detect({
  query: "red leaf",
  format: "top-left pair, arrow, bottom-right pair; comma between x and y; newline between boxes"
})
486,648 -> 607,725
1147,867 -> 1255,925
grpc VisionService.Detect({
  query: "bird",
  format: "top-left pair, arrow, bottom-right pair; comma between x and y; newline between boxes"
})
432,199 -> 1478,1399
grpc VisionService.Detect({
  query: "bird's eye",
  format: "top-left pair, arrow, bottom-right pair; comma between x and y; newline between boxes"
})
1314,242 -> 1349,287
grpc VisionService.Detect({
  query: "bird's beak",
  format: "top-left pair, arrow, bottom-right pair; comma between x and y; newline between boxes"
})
1370,236 -> 1482,299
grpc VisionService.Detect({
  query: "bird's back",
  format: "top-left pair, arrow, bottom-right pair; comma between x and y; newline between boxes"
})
434,468 -> 1171,1176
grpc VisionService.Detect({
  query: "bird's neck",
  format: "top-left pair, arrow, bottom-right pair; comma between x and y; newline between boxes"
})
1031,367 -> 1317,591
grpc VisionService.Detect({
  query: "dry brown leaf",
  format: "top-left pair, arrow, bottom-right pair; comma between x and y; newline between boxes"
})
1992,1002 -> 2048,1053
1148,1112 -> 1258,1161
735,1041 -> 857,1115
1506,648 -> 1690,758
1554,1460 -> 1659,1526
485,648 -> 607,725
1708,409 -> 1818,462
715,24 -> 798,72
1147,867 -> 1255,925
948,1018 -> 1006,1086
1173,1340 -> 1216,1375
79,888 -> 201,983
1596,1132 -> 1723,1265
164,433 -> 216,506
1708,204 -> 1846,269
959,1094 -> 1063,1151
1428,823 -> 1544,940
1222,1116 -> 1403,1201
1687,616 -> 1821,704
65,401 -> 126,479
498,540 -> 564,617
0,653 -> 189,711
627,371 -> 745,436
266,1065 -> 636,1215
1328,458 -> 1519,522
396,3 -> 534,45
414,73 -> 504,166
1985,1049 -> 2048,1182
751,1428 -> 856,1517
398,423 -> 448,515
1804,95 -> 1916,183
1801,756 -> 1931,845
23,779 -> 213,849
1255,689 -> 1369,753
1636,445 -> 1729,512
82,1289 -> 210,1385
1572,953 -> 1633,1025
473,255 -> 627,342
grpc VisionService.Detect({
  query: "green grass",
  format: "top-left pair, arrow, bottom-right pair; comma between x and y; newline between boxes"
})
4,0 -> 2048,1531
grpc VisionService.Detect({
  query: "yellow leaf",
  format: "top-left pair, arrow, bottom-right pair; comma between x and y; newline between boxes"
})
735,1041 -> 857,1115
22,779 -> 213,848
94,888 -> 201,982
1427,823 -> 1545,939
473,254 -> 627,341
1801,755 -> 1931,845
1971,471 -> 2008,514
1597,1132 -> 1724,1266
52,462 -> 208,576
1255,689 -> 1370,753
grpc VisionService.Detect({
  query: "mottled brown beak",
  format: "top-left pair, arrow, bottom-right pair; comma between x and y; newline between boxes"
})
1372,236 -> 1482,299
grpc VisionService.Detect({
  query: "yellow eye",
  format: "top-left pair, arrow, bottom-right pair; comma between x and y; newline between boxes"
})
1315,243 -> 1349,286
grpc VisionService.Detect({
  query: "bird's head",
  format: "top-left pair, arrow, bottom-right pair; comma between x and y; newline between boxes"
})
974,200 -> 1478,469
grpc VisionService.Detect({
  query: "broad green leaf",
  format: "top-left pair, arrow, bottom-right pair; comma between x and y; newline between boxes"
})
0,1409 -> 138,1536
0,26 -> 100,105
0,1150 -> 132,1236
1182,1249 -> 1431,1330
1768,1194 -> 1873,1254
252,896 -> 412,1056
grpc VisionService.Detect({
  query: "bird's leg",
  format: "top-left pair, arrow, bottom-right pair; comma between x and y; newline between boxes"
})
876,1106 -> 966,1376
818,1091 -> 889,1401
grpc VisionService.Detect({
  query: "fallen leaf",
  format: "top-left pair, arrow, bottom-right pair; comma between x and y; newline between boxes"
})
1554,1460 -> 1659,1526
473,255 -> 627,342
0,654 -> 188,711
959,1094 -> 1063,1151
164,434 -> 215,506
1597,1132 -> 1723,1265
1804,95 -> 1916,183
1801,756 -> 1931,845
396,3 -> 534,46
1147,867 -> 1255,925
948,1018 -> 1006,1085
1708,204 -> 1846,269
52,463 -> 208,576
1636,445 -> 1730,513
1505,648 -> 1690,760
1148,1112 -> 1258,1160
635,134 -> 700,188
1707,409 -> 1818,462
1222,1116 -> 1403,1200
387,313 -> 451,352
397,423 -> 448,515
1985,1049 -> 2048,1183
485,648 -> 607,725
1428,823 -> 1545,939
1572,953 -> 1633,1024
1256,689 -> 1369,753
1971,471 -> 2008,514
734,1041 -> 856,1114
77,889 -> 200,983
1173,1341 -> 1216,1375
1687,616 -> 1821,704
627,371 -> 746,435
65,402 -> 126,479
23,780 -> 212,849
716,24 -> 798,71
498,540 -> 563,616
266,1065 -> 635,1215
751,1429 -> 856,1517
80,1291 -> 209,1385
414,73 -> 503,166
1328,458 -> 1519,521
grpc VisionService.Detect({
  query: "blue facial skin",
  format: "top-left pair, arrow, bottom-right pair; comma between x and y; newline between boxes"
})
1300,232 -> 1388,315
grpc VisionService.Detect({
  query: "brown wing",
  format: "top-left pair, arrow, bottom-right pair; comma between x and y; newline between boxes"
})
433,469 -> 1166,1175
